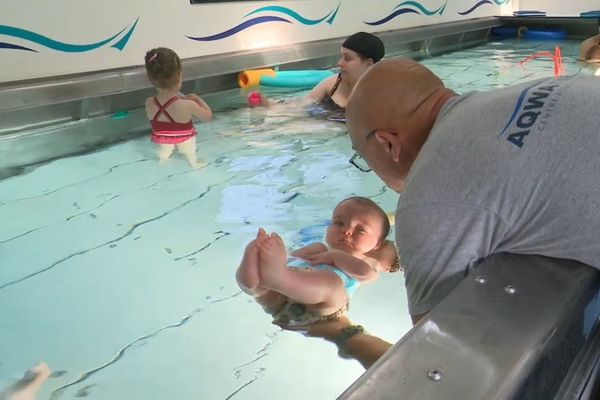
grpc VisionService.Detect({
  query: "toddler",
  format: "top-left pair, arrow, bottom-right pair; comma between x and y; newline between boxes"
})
144,47 -> 212,169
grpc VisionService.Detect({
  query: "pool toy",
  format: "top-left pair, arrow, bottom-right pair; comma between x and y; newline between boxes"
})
238,68 -> 276,88
110,110 -> 129,119
491,26 -> 519,39
518,46 -> 564,77
518,27 -> 566,41
238,68 -> 334,88
260,70 -> 334,88
247,91 -> 262,107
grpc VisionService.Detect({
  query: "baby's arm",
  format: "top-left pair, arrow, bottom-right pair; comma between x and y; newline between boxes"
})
185,94 -> 213,122
290,242 -> 327,259
306,250 -> 379,283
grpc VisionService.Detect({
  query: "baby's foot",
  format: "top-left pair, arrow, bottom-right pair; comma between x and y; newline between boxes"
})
4,362 -> 51,400
256,227 -> 268,242
236,242 -> 262,295
257,233 -> 287,287
158,157 -> 170,165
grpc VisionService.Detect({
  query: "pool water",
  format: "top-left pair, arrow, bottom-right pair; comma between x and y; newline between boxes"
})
0,38 -> 593,400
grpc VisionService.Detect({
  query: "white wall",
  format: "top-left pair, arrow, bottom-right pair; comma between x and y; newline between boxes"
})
518,0 -> 598,16
1,0 -> 510,83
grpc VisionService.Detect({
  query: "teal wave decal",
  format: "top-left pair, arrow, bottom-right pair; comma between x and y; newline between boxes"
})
459,0 -> 508,15
111,18 -> 139,51
392,1 -> 446,16
0,18 -> 138,53
245,4 -> 340,25
365,1 -> 446,25
189,3 -> 340,42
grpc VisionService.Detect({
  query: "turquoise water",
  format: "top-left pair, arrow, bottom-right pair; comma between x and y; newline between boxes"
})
0,38 -> 593,399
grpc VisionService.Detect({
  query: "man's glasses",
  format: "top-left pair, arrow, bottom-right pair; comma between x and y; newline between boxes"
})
349,152 -> 371,172
348,130 -> 376,172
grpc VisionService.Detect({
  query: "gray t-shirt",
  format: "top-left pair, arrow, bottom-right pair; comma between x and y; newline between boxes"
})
396,75 -> 600,316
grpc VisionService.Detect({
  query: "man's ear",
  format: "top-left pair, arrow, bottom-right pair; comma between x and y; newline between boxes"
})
374,130 -> 402,162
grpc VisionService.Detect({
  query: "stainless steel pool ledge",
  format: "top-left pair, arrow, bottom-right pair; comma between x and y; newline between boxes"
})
338,253 -> 600,400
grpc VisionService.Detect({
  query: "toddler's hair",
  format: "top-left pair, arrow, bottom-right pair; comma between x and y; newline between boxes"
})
338,196 -> 391,241
145,47 -> 182,89
585,44 -> 600,62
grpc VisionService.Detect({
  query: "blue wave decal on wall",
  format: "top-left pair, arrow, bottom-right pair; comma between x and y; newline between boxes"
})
0,42 -> 36,52
365,1 -> 446,26
187,4 -> 340,42
0,18 -> 138,53
188,16 -> 291,42
458,0 -> 508,16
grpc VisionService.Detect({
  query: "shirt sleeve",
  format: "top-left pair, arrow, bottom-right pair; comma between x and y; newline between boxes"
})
396,202 -> 506,316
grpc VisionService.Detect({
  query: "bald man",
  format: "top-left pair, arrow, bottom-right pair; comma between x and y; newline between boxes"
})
346,58 -> 600,326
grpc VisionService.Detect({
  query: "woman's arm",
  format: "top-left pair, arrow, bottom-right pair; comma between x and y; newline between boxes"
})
306,74 -> 337,103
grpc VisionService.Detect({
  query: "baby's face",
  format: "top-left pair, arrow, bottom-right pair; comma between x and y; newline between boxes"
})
325,201 -> 383,256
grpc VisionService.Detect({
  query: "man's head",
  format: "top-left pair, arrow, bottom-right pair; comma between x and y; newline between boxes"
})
346,59 -> 454,192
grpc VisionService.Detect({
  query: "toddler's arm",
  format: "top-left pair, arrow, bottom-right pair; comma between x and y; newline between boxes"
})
185,94 -> 213,122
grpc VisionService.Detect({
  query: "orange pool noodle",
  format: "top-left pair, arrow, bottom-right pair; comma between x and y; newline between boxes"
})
238,68 -> 276,88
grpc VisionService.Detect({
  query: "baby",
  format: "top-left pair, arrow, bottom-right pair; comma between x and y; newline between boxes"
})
144,47 -> 213,169
236,196 -> 399,325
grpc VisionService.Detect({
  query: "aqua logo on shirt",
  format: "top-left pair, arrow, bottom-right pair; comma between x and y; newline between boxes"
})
498,81 -> 560,148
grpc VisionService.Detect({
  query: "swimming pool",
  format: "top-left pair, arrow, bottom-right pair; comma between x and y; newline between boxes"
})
0,38 -> 594,399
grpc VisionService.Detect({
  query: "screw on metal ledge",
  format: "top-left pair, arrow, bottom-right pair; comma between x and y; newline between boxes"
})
474,275 -> 486,284
427,369 -> 443,381
504,285 -> 517,294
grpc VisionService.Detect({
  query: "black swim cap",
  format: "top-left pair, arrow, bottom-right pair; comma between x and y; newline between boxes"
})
342,32 -> 385,63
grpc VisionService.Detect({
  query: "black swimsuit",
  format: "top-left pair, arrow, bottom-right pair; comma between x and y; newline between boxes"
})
313,74 -> 345,122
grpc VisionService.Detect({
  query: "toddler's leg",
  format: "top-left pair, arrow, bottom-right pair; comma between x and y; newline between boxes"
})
157,144 -> 175,164
177,137 -> 206,169
3,362 -> 51,400
258,233 -> 342,306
